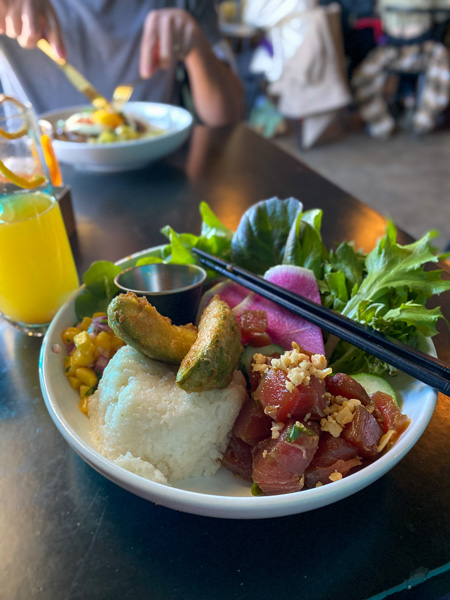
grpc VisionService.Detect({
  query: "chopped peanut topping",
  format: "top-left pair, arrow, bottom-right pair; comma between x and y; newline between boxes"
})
329,471 -> 343,482
286,381 -> 295,393
252,343 -> 332,392
253,362 -> 270,373
253,353 -> 268,365
320,417 -> 343,438
377,429 -> 397,452
271,422 -> 285,440
321,398 -> 361,437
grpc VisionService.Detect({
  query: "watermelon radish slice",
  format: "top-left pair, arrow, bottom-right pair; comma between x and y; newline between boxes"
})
198,265 -> 324,355
196,279 -> 255,322
266,265 -> 324,354
232,265 -> 324,355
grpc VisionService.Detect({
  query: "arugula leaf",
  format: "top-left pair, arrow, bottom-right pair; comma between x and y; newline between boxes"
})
328,341 -> 396,376
231,197 -> 303,274
283,209 -> 328,279
342,227 -> 450,319
320,242 -> 365,310
323,271 -> 348,312
74,260 -> 122,320
381,303 -> 444,337
328,242 -> 366,294
328,224 -> 450,374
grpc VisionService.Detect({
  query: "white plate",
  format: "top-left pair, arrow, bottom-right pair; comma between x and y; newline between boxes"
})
39,247 -> 437,519
40,102 -> 193,172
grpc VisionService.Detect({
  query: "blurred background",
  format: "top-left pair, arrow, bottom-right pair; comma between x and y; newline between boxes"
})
217,0 -> 450,250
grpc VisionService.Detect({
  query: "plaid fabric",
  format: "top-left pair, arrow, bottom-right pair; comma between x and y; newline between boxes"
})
351,41 -> 450,138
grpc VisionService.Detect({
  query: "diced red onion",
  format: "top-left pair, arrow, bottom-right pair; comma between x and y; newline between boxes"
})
89,316 -> 112,335
51,343 -> 63,354
95,354 -> 109,376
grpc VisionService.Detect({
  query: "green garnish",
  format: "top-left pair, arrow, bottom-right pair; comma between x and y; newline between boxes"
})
251,483 -> 264,496
286,423 -> 315,442
75,260 -> 122,320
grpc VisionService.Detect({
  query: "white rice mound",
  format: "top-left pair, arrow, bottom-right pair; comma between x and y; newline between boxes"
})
88,345 -> 247,484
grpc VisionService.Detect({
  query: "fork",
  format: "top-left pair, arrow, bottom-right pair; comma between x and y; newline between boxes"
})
112,81 -> 139,111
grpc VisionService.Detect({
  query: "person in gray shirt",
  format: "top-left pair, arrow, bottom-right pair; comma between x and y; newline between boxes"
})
0,0 -> 243,125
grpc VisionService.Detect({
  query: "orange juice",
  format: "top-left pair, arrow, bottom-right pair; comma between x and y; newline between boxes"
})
0,191 -> 79,324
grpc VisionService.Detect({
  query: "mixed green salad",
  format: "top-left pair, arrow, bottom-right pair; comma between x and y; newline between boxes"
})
74,197 -> 450,377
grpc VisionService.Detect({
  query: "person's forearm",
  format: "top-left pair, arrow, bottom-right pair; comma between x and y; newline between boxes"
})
184,34 -> 243,126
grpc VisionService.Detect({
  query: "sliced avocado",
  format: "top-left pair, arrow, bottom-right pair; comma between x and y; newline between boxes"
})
107,292 -> 197,364
240,343 -> 285,378
350,373 -> 399,405
176,295 -> 243,393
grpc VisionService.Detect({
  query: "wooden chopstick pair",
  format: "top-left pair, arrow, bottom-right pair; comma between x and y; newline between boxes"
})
192,248 -> 450,396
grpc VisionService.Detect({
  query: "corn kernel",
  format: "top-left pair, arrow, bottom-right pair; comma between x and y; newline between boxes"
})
71,348 -> 95,368
93,312 -> 107,318
62,326 -> 81,344
79,316 -> 93,331
94,330 -> 111,351
76,367 -> 98,388
68,376 -> 82,390
79,395 -> 89,414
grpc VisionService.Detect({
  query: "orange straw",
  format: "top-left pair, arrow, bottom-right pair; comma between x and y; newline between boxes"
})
41,133 -> 63,186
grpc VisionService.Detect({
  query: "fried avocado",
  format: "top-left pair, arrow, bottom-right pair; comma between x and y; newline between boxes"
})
107,292 -> 197,364
176,295 -> 243,393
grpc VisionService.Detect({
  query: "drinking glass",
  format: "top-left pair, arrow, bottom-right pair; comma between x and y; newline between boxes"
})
0,95 -> 79,336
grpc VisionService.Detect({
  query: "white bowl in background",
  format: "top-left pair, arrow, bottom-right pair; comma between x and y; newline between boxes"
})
40,102 -> 193,172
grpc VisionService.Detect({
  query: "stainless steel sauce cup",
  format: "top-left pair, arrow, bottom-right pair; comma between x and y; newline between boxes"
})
114,263 -> 207,325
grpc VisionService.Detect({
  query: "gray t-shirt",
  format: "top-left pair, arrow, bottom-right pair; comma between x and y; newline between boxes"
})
0,0 -> 222,115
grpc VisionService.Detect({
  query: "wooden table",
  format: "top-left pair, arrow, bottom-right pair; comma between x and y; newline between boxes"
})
1,125 -> 450,600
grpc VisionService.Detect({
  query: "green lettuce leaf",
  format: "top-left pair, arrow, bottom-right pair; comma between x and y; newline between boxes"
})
74,260 -> 122,320
230,197 -> 303,274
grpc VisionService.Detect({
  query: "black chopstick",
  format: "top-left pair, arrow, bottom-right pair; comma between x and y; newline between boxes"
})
193,248 -> 450,396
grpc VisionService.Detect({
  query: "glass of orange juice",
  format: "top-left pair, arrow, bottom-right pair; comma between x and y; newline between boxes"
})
0,95 -> 79,336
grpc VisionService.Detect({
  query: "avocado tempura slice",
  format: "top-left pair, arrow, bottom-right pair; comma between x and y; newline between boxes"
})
176,295 -> 243,393
107,292 -> 197,364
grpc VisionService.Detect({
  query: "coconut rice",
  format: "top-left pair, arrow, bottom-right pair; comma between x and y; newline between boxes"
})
89,345 -> 247,484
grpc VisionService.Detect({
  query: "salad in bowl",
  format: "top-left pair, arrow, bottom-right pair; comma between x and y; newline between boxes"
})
54,106 -> 165,144
39,198 -> 450,517
40,101 -> 193,172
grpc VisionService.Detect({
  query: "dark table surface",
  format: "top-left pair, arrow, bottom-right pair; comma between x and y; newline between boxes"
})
1,124 -> 450,600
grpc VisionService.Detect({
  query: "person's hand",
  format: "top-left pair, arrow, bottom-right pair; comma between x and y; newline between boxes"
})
140,9 -> 205,79
0,0 -> 65,58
